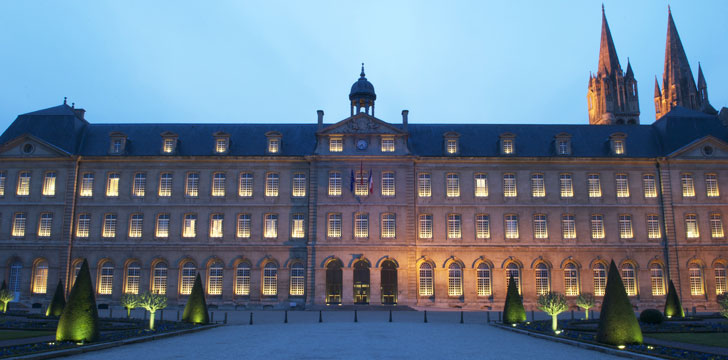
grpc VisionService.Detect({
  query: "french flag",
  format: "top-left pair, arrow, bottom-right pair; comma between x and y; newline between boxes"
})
368,169 -> 373,194
350,169 -> 355,192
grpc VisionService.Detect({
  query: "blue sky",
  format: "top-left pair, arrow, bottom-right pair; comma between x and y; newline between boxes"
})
0,1 -> 725,130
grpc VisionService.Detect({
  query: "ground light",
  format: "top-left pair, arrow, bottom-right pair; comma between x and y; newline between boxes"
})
647,346 -> 654,350
617,345 -> 625,349
554,330 -> 562,335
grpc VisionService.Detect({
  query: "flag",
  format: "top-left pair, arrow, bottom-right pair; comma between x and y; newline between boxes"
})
368,169 -> 373,194
350,169 -> 355,192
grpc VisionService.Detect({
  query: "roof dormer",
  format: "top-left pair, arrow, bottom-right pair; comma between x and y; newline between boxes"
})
213,131 -> 230,155
266,131 -> 282,155
109,132 -> 128,155
610,132 -> 627,155
443,131 -> 460,155
160,131 -> 178,155
499,133 -> 516,155
554,132 -> 572,156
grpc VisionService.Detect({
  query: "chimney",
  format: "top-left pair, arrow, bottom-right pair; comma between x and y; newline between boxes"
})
74,108 -> 86,121
317,110 -> 324,131
401,110 -> 409,132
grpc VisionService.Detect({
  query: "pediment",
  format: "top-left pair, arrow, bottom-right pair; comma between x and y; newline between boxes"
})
667,135 -> 728,159
319,114 -> 405,135
0,134 -> 72,158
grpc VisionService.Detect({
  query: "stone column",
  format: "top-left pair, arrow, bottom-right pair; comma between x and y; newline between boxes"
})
249,268 -> 261,302
342,267 -> 353,304
369,267 -> 381,305
464,268 -> 477,306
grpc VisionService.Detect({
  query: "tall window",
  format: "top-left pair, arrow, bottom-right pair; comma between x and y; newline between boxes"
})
475,173 -> 488,197
12,213 -> 26,237
448,263 -> 463,296
76,213 -> 90,238
689,265 -> 704,296
419,214 -> 432,239
32,260 -> 48,294
446,139 -> 458,154
152,262 -> 167,294
98,262 -> 114,295
38,213 -> 53,237
209,214 -> 224,238
591,214 -> 605,239
447,214 -> 461,239
265,173 -> 279,197
102,214 -> 117,238
531,173 -> 545,197
129,213 -> 143,238
42,172 -> 56,196
237,214 -> 251,238
159,173 -> 172,197
329,137 -> 343,152
0,172 -> 6,196
267,138 -> 280,153
535,263 -> 550,295
235,263 -> 251,295
621,263 -> 637,296
562,214 -> 576,239
16,171 -> 30,196
290,263 -> 305,296
132,173 -> 146,197
262,263 -> 278,296
328,172 -> 341,196
593,263 -> 606,296
557,139 -> 569,155
125,262 -> 140,294
291,214 -> 305,238
163,138 -> 175,153
180,262 -> 196,295
446,173 -> 460,197
156,214 -> 170,238
477,263 -> 492,296
588,174 -> 602,198
505,214 -> 518,239
186,173 -> 200,197
419,263 -> 434,296
616,174 -> 629,198
502,138 -> 514,154
239,172 -> 253,197
208,262 -> 224,295
355,171 -> 369,196
381,136 -> 395,152
327,213 -> 342,238
559,173 -> 573,197
292,173 -> 306,197
503,173 -> 517,197
706,174 -> 720,197
643,174 -> 657,198
619,215 -> 633,239
183,214 -> 197,237
264,214 -> 278,238
106,173 -> 120,197
506,263 -> 520,294
613,139 -> 625,155
710,213 -> 725,238
681,173 -> 695,197
476,214 -> 490,239
564,263 -> 579,296
215,138 -> 227,153
640,215 -> 660,240
79,173 -> 94,197
650,263 -> 665,296
418,173 -> 431,197
354,213 -> 368,238
381,172 -> 395,196
381,213 -> 396,238
685,214 -> 699,238
715,264 -> 727,295
212,172 -> 226,197
533,214 -> 548,239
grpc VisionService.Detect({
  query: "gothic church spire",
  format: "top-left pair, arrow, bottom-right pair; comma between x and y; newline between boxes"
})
598,5 -> 621,75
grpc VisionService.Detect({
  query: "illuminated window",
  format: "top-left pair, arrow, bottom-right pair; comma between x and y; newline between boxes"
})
381,213 -> 396,238
531,173 -> 545,198
419,263 -> 434,296
186,173 -> 199,197
292,173 -> 306,197
79,173 -> 94,197
588,174 -> 602,198
503,173 -> 517,197
42,172 -> 56,196
616,174 -> 629,198
419,214 -> 432,239
111,139 -> 123,153
235,263 -> 251,296
685,214 -> 699,238
448,263 -> 463,296
648,214 -> 661,239
152,262 -> 167,294
264,214 -> 278,238
533,214 -> 548,239
132,173 -> 146,197
477,263 -> 492,296
381,171 -> 395,196
447,214 -> 462,239
238,172 -> 253,197
267,138 -> 280,154
265,173 -> 279,197
715,265 -> 727,295
613,139 -> 625,155
418,173 -> 431,197
650,263 -> 665,296
215,137 -> 228,153
619,214 -> 633,239
156,214 -> 170,238
591,214 -> 605,239
562,214 -> 575,239
476,214 -> 490,239
329,137 -> 342,152
162,138 -> 175,153
643,174 -> 657,198
102,214 -> 117,238
38,213 -> 53,237
16,171 -> 30,196
535,263 -> 550,295
557,139 -> 569,155
621,263 -> 637,296
564,263 -> 579,296
559,173 -> 573,197
32,260 -> 48,294
502,138 -> 514,155
0,172 -> 6,196
446,139 -> 458,154
506,263 -> 521,294
327,213 -> 341,238
98,262 -> 114,295
208,261 -> 224,295
183,214 -> 196,238
106,173 -> 119,197
212,172 -> 226,197
505,214 -> 518,239
291,214 -> 305,238
355,213 -> 368,238
159,173 -> 172,197
125,262 -> 140,294
209,213 -> 224,238
290,263 -> 305,296
710,213 -> 724,238
128,213 -> 143,238
237,214 -> 251,238
262,263 -> 278,296
689,265 -> 704,296
76,213 -> 90,238
328,172 -> 341,196
474,173 -> 488,197
180,262 -> 196,295
681,173 -> 695,197
355,171 -> 369,196
381,136 -> 395,152
706,174 -> 720,197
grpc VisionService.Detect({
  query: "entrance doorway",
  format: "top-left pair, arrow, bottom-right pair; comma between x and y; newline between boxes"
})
353,261 -> 370,304
326,260 -> 342,305
381,260 -> 397,304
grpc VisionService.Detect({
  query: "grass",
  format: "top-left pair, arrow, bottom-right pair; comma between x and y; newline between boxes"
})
647,332 -> 728,348
0,329 -> 55,341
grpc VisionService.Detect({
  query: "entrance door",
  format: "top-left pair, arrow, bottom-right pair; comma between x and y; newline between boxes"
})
381,260 -> 397,304
353,261 -> 370,304
326,261 -> 342,304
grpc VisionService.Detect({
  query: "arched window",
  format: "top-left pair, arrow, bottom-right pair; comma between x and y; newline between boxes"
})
152,262 -> 167,294
715,263 -> 727,295
506,263 -> 520,294
477,263 -> 492,296
564,263 -> 579,296
208,261 -> 224,295
326,260 -> 342,304
535,263 -> 550,295
71,261 -> 82,288
290,263 -> 305,296
621,263 -> 637,296
650,263 -> 665,296
8,262 -> 22,293
262,263 -> 278,296
98,261 -> 114,295
448,263 -> 463,296
32,260 -> 48,294
419,263 -> 434,296
180,262 -> 196,295
235,262 -> 251,296
593,263 -> 606,296
689,264 -> 704,296
125,262 -> 140,294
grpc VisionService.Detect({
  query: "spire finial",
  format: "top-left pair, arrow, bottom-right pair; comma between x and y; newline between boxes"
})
360,63 -> 365,77
668,5 -> 671,14
602,3 -> 605,14
63,97 -> 67,105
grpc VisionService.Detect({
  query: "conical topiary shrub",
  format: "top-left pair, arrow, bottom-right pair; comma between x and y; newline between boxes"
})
664,280 -> 685,318
182,273 -> 209,324
596,260 -> 642,345
56,259 -> 99,342
503,276 -> 526,324
46,279 -> 66,317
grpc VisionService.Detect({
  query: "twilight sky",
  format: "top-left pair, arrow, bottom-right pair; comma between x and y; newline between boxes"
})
0,1 -> 725,130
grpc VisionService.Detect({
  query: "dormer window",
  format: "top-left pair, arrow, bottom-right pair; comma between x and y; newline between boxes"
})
161,132 -> 178,154
112,140 -> 122,153
610,133 -> 626,155
213,132 -> 230,154
443,132 -> 460,155
109,132 -> 127,155
266,131 -> 282,154
554,133 -> 572,156
500,133 -> 515,155
329,136 -> 343,152
381,136 -> 395,152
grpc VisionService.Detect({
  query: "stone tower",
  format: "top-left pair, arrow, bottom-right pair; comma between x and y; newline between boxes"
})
587,6 -> 640,125
654,8 -> 717,119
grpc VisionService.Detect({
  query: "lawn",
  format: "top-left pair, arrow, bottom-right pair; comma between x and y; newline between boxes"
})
0,329 -> 55,341
647,332 -> 728,348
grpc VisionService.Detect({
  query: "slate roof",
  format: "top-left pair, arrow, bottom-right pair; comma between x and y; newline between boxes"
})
0,104 -> 88,154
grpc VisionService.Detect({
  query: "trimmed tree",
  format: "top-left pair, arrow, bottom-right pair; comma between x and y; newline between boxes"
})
46,279 -> 66,317
537,292 -> 568,331
596,260 -> 643,346
138,292 -> 167,330
0,280 -> 13,313
576,293 -> 595,320
182,273 -> 209,324
718,294 -> 728,319
120,293 -> 140,318
664,280 -> 685,318
502,276 -> 526,324
56,259 -> 100,342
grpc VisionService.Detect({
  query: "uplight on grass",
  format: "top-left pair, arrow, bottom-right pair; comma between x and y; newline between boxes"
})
617,345 -> 625,349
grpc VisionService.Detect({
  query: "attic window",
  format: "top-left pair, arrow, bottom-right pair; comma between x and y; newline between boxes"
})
329,136 -> 343,152
554,133 -> 572,156
161,132 -> 178,154
266,131 -> 282,154
702,145 -> 714,156
381,136 -> 395,152
610,133 -> 627,155
443,132 -> 460,155
109,132 -> 127,155
500,133 -> 515,155
213,132 -> 230,154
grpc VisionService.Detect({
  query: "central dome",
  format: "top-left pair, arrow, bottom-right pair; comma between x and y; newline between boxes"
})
349,64 -> 376,101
